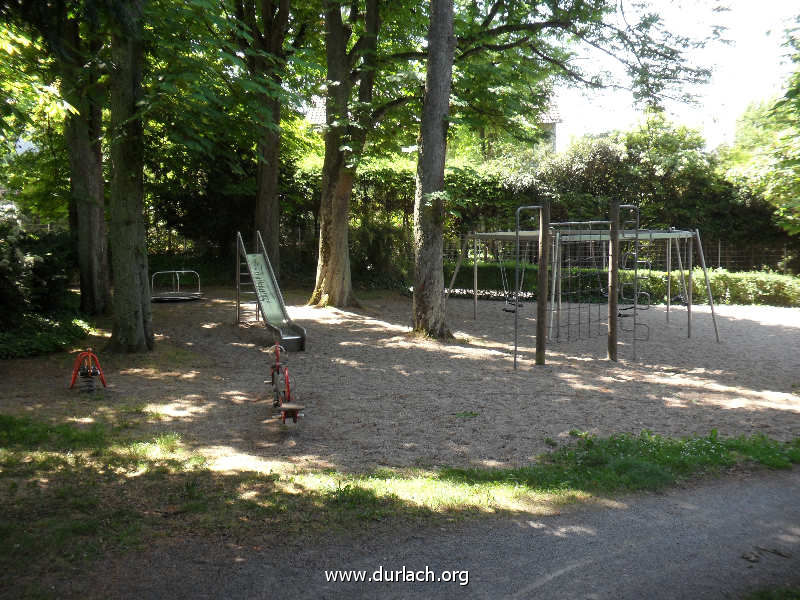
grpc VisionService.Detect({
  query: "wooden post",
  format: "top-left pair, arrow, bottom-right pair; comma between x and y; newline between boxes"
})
607,200 -> 619,361
536,201 -> 550,365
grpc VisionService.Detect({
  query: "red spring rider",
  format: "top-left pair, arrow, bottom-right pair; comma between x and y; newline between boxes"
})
269,342 -> 303,423
69,348 -> 107,393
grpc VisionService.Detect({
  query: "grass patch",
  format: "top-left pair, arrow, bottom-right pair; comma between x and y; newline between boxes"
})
2,417 -> 799,595
0,414 -> 107,450
454,411 -> 479,419
441,430 -> 800,494
0,312 -> 90,359
745,588 -> 800,600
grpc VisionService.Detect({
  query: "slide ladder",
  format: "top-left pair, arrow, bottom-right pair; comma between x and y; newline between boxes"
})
236,231 -> 306,351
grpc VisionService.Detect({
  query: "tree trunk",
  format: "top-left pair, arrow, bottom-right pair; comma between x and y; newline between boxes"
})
59,21 -> 111,316
412,0 -> 455,338
255,95 -> 282,274
310,0 -> 379,308
310,118 -> 355,306
238,0 -> 290,276
309,0 -> 357,307
64,102 -> 110,315
108,0 -> 153,353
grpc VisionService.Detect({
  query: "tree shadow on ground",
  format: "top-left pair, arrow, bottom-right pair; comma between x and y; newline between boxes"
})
1,288 -> 798,475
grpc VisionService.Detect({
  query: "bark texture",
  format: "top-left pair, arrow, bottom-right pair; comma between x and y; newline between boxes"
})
235,0 -> 290,275
310,0 -> 379,307
64,99 -> 111,315
59,21 -> 111,315
412,0 -> 455,337
109,0 -> 153,353
254,94 -> 282,273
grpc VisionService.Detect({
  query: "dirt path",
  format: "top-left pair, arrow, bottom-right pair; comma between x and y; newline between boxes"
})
76,467 -> 800,599
2,288 -> 799,475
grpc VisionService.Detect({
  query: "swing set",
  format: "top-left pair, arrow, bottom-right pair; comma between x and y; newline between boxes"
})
448,202 -> 721,368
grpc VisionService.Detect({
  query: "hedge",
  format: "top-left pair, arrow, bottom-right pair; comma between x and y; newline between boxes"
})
444,262 -> 800,307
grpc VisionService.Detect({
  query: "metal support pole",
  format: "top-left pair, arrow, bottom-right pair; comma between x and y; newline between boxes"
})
445,235 -> 468,312
666,237 -> 672,323
674,230 -> 688,308
620,204 -> 640,360
473,235 -> 478,320
236,232 -> 242,326
607,201 -> 620,361
549,234 -> 559,341
688,235 -> 693,338
695,229 -> 720,343
514,205 -> 543,369
536,202 -> 550,365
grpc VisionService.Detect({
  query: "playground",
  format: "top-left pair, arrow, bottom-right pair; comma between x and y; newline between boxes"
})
5,288 -> 799,474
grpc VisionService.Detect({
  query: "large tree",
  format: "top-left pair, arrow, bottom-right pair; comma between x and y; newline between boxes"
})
232,0 -> 313,274
311,0 -> 713,311
413,0 -> 455,337
720,24 -> 800,236
310,0 -> 389,307
1,1 -> 111,315
108,0 -> 153,352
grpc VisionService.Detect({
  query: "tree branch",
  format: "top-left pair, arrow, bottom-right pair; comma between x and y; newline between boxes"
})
456,37 -> 530,62
481,0 -> 503,29
370,93 -> 419,124
457,19 -> 572,48
527,45 -> 603,89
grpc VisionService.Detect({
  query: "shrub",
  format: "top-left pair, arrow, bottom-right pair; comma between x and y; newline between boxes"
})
0,312 -> 90,359
0,208 -> 27,329
1,208 -> 77,325
447,261 -> 800,307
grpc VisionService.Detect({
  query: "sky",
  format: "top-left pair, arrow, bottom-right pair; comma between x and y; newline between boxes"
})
554,0 -> 799,152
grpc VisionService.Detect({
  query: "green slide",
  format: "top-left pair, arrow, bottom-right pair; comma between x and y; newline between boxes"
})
244,252 -> 306,351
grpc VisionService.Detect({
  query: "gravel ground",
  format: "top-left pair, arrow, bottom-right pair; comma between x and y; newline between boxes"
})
2,288 -> 798,474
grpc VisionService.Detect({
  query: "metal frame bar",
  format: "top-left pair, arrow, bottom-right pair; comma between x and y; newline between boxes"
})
473,235 -> 478,320
695,229 -> 720,343
513,205 -> 543,369
548,232 -> 559,342
666,237 -> 672,322
151,270 -> 202,298
688,235 -> 693,338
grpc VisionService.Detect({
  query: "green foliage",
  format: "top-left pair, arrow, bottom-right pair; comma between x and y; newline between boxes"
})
539,114 -> 788,244
23,229 -> 74,310
0,23 -> 65,150
0,313 -> 89,359
0,208 -> 77,332
719,22 -> 800,236
0,207 -> 27,326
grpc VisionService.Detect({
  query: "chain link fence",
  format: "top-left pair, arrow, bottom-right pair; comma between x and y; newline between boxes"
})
444,234 -> 797,275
